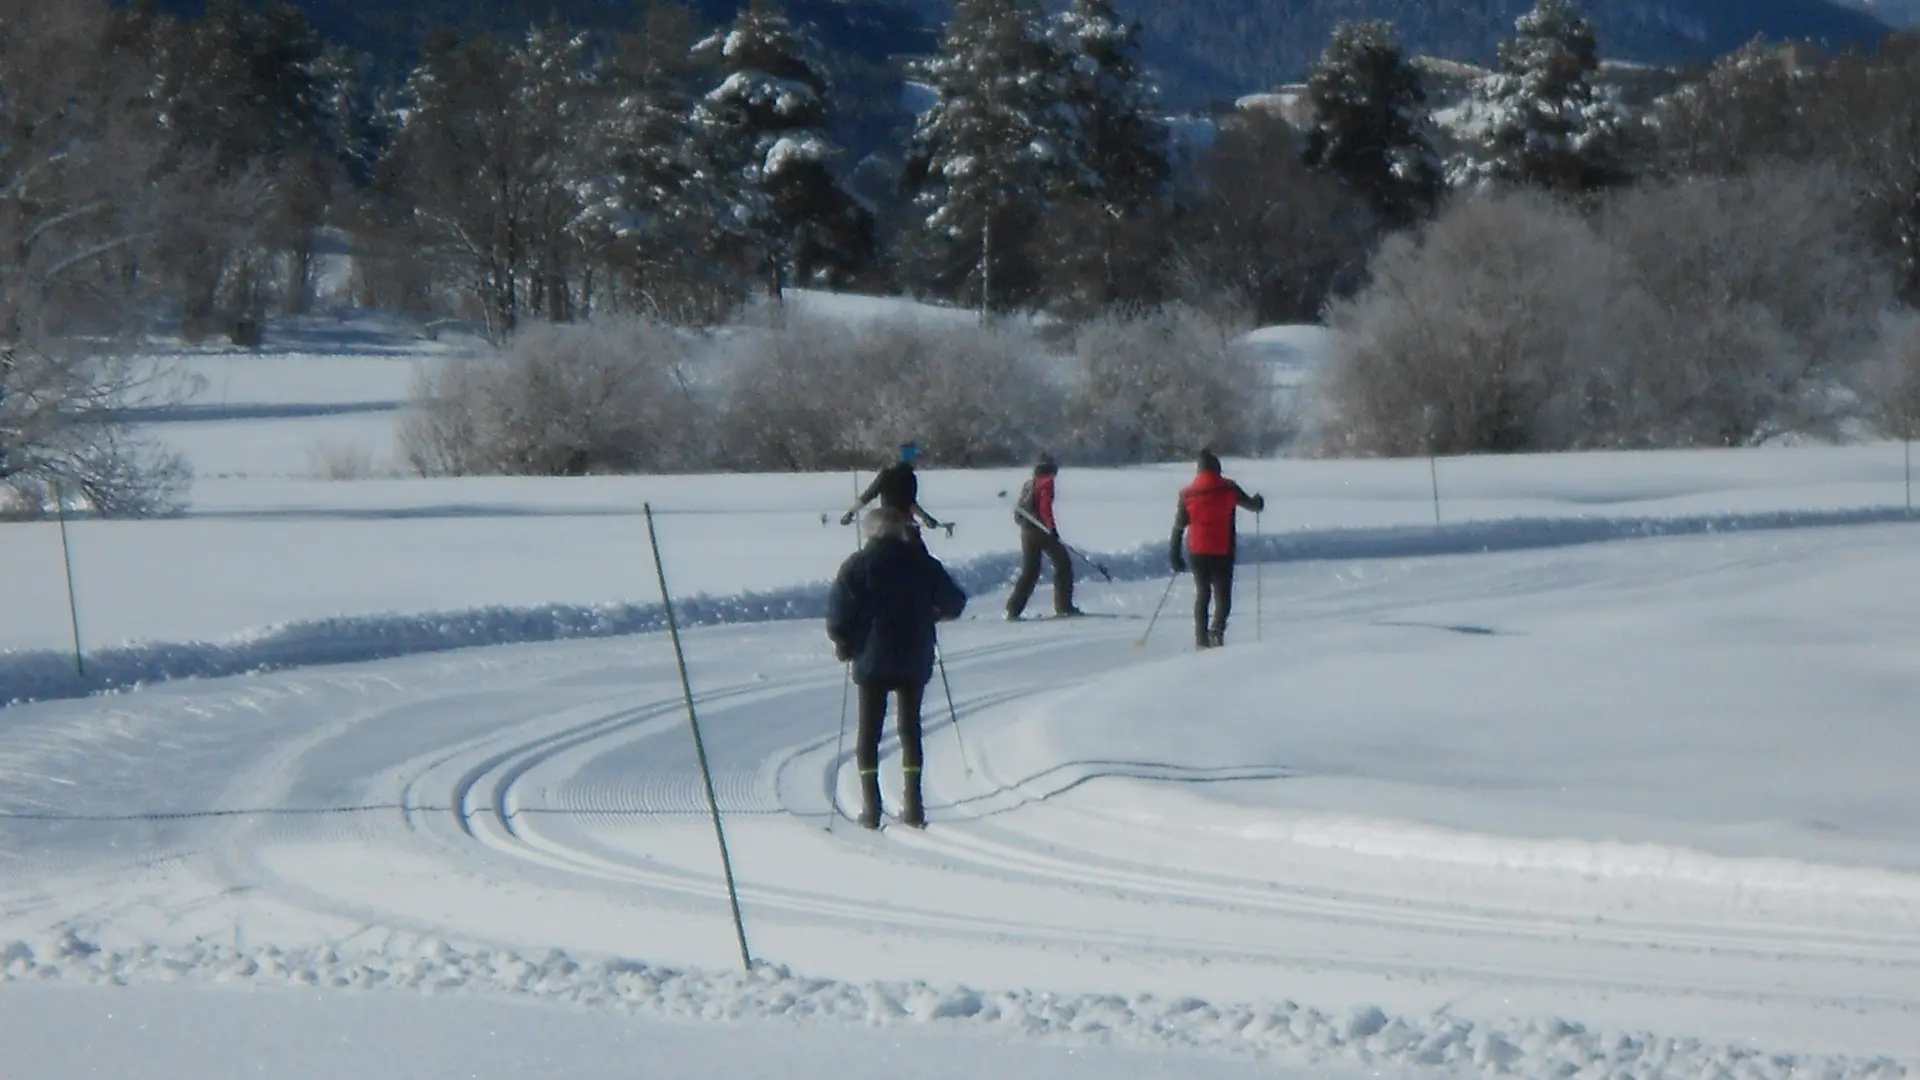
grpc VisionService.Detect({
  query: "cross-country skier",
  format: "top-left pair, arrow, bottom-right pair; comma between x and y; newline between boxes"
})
840,442 -> 947,540
826,506 -> 969,829
1005,452 -> 1080,619
1169,448 -> 1266,649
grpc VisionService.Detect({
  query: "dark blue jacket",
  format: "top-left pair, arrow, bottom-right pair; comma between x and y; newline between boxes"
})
827,535 -> 967,686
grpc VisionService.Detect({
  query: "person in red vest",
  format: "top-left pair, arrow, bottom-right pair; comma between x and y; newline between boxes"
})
1005,453 -> 1080,619
1169,448 -> 1266,649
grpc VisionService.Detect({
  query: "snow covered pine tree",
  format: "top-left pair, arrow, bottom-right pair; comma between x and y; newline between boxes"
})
902,0 -> 1086,311
1041,0 -> 1172,309
1303,19 -> 1442,229
1457,0 -> 1629,194
693,0 -> 872,298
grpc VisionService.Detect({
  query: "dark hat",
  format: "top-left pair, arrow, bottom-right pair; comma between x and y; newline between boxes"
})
1196,448 -> 1222,473
1034,452 -> 1057,476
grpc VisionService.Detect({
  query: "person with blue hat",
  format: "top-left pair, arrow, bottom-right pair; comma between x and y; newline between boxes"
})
841,442 -> 947,539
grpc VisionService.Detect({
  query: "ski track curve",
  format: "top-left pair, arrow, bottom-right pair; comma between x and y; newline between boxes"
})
3,563 -> 1919,1078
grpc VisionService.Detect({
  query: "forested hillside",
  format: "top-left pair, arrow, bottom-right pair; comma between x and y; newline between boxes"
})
15,0 -> 1918,503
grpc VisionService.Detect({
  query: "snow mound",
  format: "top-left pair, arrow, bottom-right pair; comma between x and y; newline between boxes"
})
1235,324 -> 1332,390
2,929 -> 1905,1080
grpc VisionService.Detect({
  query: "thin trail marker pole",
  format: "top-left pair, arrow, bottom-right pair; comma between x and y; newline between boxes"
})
825,471 -> 861,831
53,482 -> 84,678
1254,511 -> 1263,644
829,668 -> 851,832
644,503 -> 752,972
936,639 -> 969,776
1137,574 -> 1179,648
1429,453 -> 1442,526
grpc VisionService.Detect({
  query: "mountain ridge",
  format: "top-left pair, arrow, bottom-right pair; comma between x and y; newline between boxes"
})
126,0 -> 1892,107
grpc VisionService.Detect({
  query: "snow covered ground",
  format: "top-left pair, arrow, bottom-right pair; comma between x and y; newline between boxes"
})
4,309 -> 1920,1078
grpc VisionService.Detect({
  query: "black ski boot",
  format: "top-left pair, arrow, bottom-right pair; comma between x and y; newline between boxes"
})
858,771 -> 883,830
901,769 -> 926,829
1209,630 -> 1225,648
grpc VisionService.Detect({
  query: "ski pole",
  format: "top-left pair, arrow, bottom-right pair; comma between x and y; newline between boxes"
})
828,662 -> 852,831
1016,508 -> 1112,581
935,637 -> 970,777
1136,573 -> 1179,649
1255,510 -> 1263,644
1062,540 -> 1113,582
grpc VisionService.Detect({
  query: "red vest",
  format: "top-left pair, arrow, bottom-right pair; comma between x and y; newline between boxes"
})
1181,471 -> 1240,556
1030,474 -> 1055,530
1016,474 -> 1057,530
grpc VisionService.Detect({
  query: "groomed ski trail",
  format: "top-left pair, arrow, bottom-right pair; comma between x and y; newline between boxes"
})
3,555 -> 1919,1079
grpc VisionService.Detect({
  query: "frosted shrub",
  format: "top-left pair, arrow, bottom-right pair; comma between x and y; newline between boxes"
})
399,320 -> 695,476
1062,304 -> 1281,462
1859,311 -> 1920,440
1314,167 -> 1899,456
716,313 -> 1059,470
305,439 -> 378,481
1596,166 -> 1892,446
1314,190 -> 1629,456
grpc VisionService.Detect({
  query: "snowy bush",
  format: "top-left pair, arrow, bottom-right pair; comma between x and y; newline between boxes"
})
1858,311 -> 1920,441
305,438 -> 379,481
715,312 -> 1060,470
398,321 -> 698,477
1062,304 -> 1283,462
1314,190 -> 1630,456
1315,167 -> 1899,456
1594,165 -> 1892,446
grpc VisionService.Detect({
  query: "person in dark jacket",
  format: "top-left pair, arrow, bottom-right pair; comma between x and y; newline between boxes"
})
1005,453 -> 1079,619
826,506 -> 969,829
1169,448 -> 1265,649
840,442 -> 947,537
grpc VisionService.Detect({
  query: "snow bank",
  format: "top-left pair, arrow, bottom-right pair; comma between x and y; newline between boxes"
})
2,930 -> 1905,1080
4,502 -> 1913,706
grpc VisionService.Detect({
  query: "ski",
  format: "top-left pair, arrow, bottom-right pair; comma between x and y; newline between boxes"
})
992,611 -> 1142,622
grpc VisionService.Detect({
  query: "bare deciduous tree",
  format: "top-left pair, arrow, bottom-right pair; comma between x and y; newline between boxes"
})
1171,111 -> 1374,324
0,0 -> 193,516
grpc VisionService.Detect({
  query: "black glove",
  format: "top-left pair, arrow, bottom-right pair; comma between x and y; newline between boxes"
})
1252,495 -> 1267,513
839,510 -> 856,526
832,639 -> 852,662
1048,527 -> 1061,541
1170,552 -> 1187,574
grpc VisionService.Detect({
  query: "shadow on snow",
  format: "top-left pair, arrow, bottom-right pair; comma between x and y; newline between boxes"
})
3,503 -> 1916,708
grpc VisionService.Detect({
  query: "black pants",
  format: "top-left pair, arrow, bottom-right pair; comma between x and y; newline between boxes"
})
1191,554 -> 1234,646
856,681 -> 926,816
1005,527 -> 1074,617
